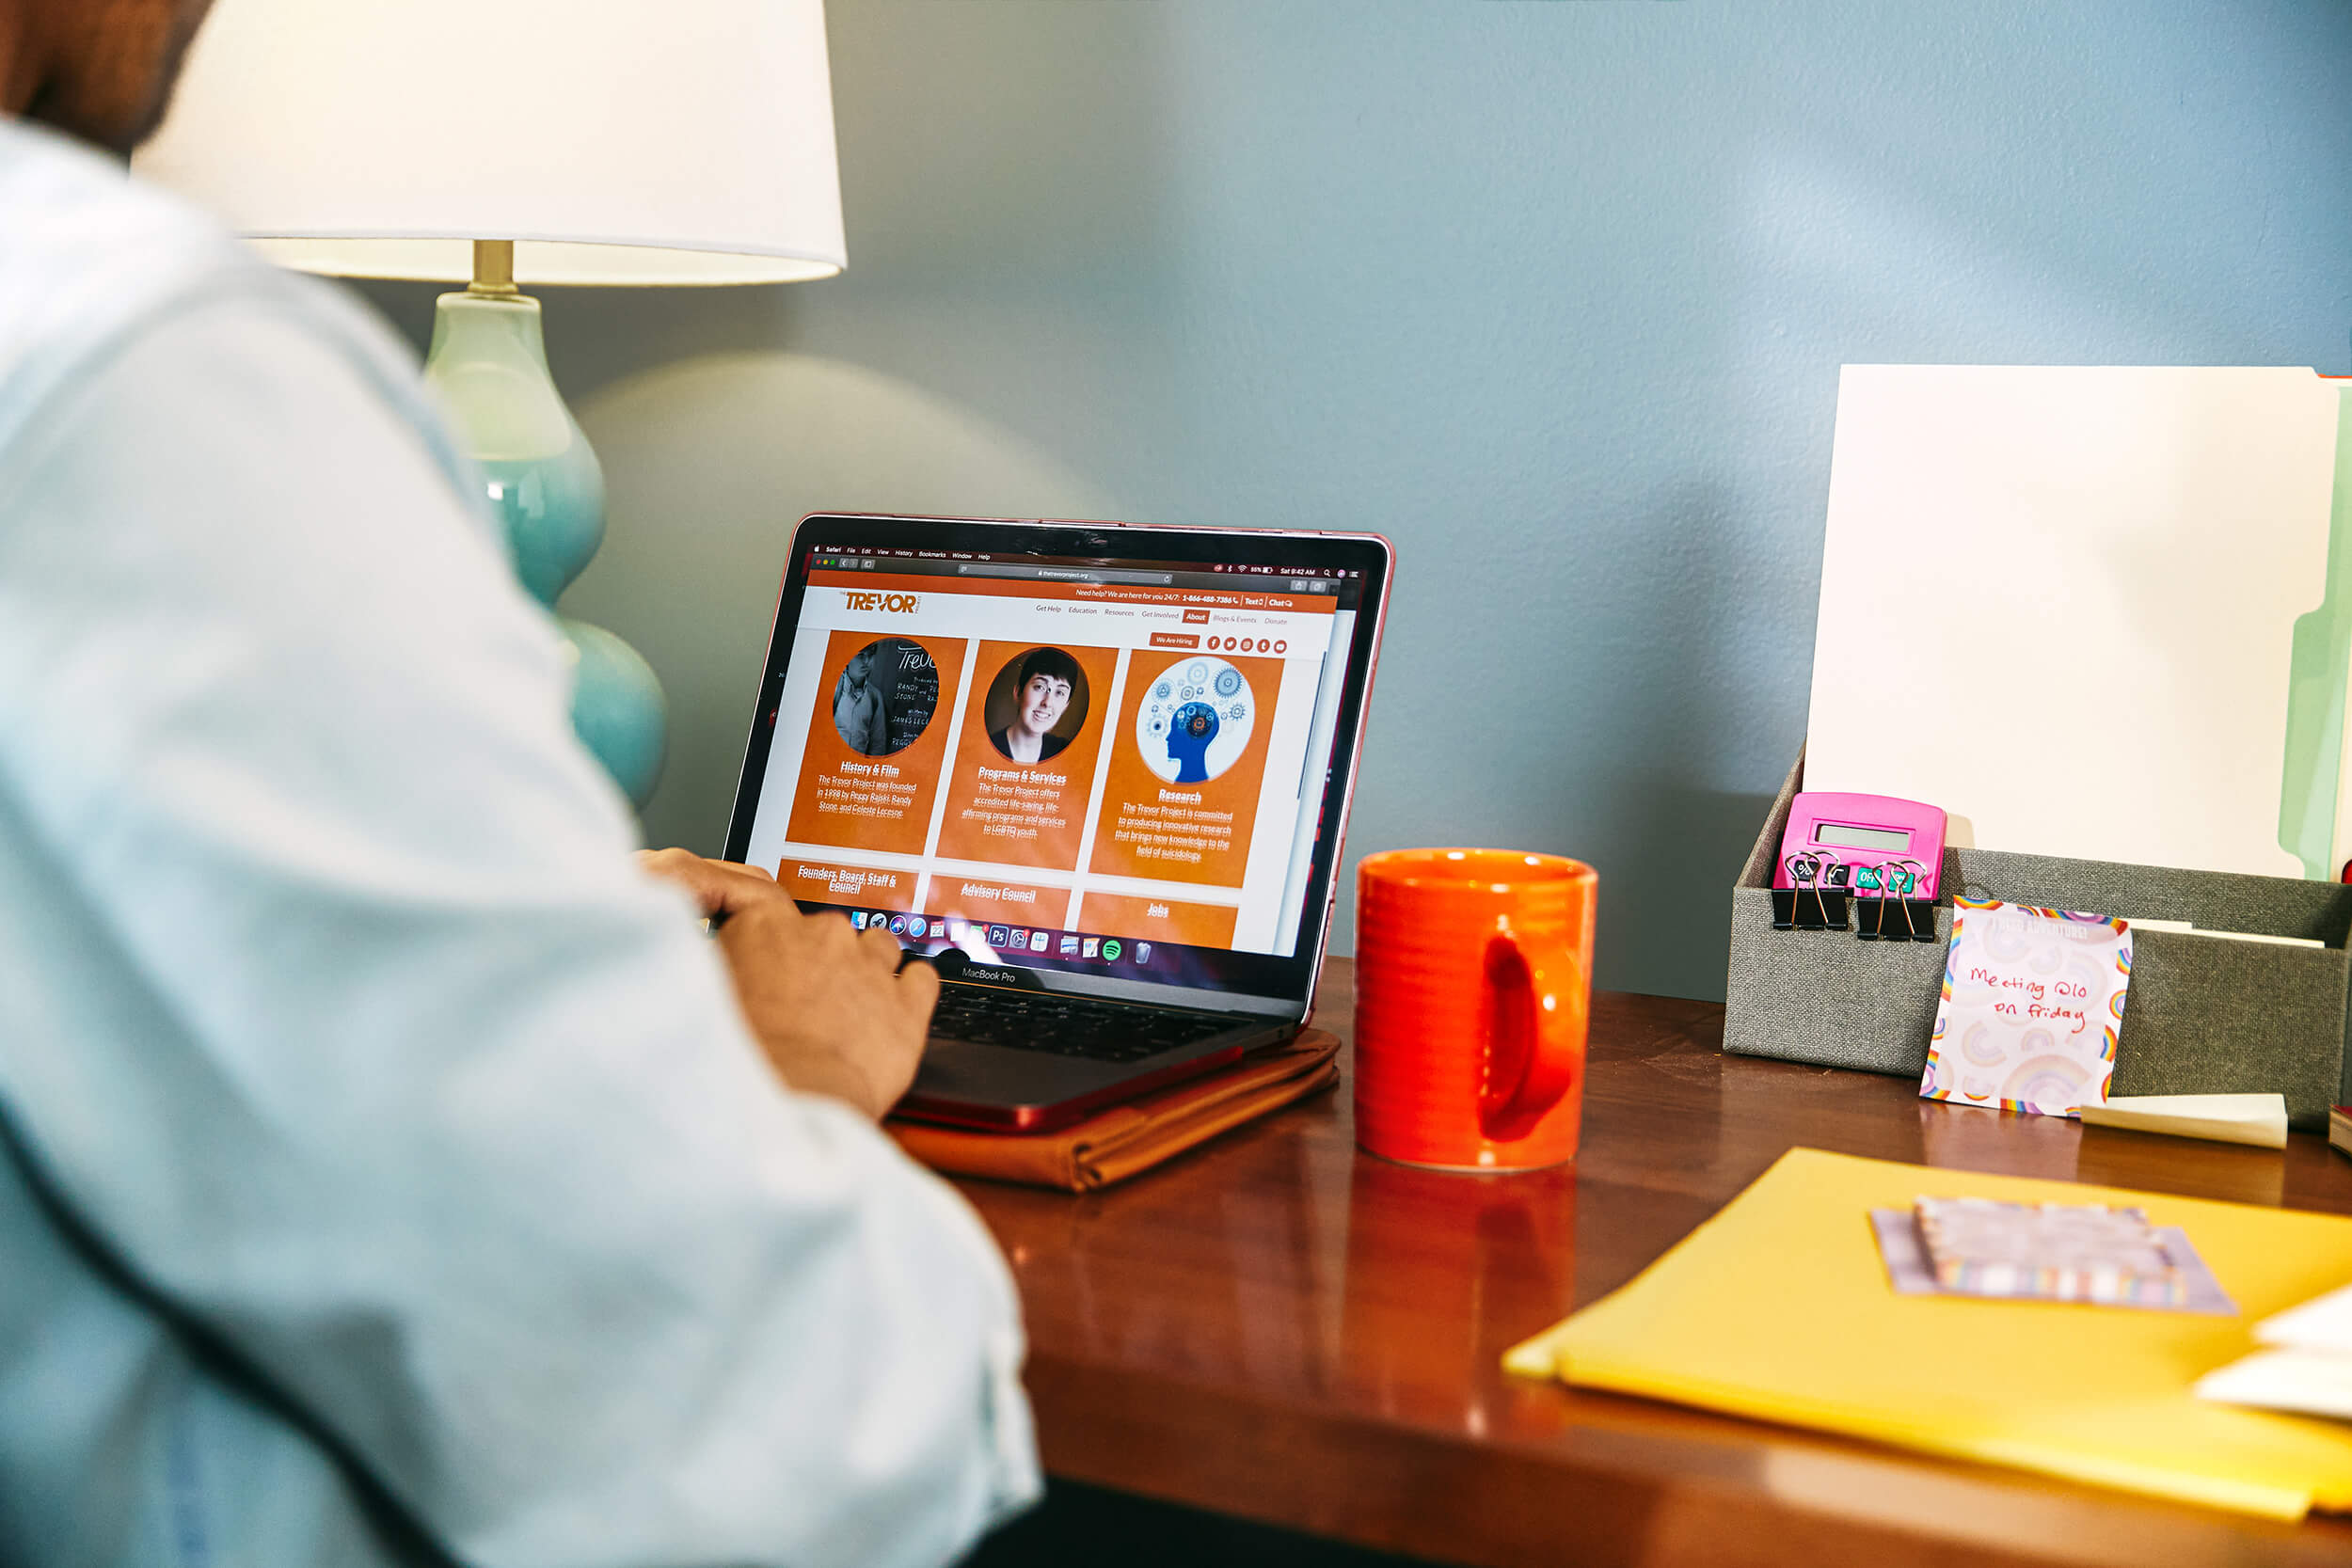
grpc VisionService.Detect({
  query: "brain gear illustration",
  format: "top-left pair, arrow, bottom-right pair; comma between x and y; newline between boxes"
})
1138,656 -> 1255,784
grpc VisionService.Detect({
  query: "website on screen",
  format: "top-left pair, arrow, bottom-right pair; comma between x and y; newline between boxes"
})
741,548 -> 1364,979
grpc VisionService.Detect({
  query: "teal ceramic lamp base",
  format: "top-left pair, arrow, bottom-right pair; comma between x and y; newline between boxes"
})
559,616 -> 665,803
421,249 -> 666,807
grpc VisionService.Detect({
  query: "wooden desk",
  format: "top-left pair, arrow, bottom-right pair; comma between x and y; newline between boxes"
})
951,958 -> 2352,1568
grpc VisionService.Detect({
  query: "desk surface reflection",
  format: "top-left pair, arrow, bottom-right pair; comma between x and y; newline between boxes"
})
953,958 -> 2352,1568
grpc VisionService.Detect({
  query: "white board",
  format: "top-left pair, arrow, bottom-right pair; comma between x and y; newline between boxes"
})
1804,365 -> 2339,879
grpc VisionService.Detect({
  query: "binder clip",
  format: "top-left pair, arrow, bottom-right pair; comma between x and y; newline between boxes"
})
1772,851 -> 1849,932
1855,858 -> 1935,942
1852,862 -> 1890,940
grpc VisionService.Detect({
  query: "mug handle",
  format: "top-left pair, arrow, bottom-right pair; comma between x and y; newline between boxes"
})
1479,921 -> 1585,1142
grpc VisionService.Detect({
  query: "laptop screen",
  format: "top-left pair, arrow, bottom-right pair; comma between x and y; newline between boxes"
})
724,516 -> 1389,1014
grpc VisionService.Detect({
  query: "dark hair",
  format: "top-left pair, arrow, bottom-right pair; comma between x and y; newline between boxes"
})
1016,647 -> 1082,692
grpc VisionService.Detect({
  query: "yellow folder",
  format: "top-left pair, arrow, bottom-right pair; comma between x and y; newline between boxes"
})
1503,1148 -> 2352,1518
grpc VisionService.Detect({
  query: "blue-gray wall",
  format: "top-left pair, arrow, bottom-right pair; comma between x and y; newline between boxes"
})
366,0 -> 2352,1000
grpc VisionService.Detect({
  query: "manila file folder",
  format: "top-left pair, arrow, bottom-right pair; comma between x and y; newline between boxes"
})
1504,1148 -> 2352,1519
1803,365 -> 2348,881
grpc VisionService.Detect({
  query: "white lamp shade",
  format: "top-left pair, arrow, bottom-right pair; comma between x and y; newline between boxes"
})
135,0 -> 845,287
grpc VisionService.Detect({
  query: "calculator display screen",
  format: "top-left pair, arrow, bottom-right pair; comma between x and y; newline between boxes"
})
1815,821 -> 1912,852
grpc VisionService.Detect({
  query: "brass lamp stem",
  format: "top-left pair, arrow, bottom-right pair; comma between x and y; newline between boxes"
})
469,239 -> 520,297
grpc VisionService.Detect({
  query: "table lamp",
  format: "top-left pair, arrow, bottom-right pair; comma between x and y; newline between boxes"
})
134,0 -> 847,807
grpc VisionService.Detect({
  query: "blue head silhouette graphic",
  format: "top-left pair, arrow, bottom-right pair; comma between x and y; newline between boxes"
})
1166,701 -> 1219,783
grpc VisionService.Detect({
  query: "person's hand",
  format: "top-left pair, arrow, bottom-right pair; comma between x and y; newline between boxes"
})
635,849 -> 939,1120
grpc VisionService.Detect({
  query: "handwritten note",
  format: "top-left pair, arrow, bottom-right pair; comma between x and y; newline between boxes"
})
1920,896 -> 2133,1117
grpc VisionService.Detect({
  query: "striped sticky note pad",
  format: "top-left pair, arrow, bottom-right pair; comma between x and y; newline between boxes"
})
1913,1196 -> 2185,1307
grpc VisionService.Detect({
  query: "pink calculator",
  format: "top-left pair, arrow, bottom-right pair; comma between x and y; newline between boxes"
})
1773,791 -> 1947,900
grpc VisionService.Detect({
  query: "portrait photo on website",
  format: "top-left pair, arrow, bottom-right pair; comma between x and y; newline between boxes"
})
985,646 -> 1090,764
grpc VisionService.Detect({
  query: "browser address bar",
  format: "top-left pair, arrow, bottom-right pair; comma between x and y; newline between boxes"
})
956,562 -> 1176,586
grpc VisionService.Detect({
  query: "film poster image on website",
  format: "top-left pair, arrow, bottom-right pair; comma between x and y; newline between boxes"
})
832,637 -> 940,757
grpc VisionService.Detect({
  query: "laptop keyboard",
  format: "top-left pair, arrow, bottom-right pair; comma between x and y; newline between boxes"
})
929,986 -> 1240,1065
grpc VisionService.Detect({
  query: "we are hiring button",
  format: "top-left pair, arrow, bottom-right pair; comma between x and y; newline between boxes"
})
1150,631 -> 1200,649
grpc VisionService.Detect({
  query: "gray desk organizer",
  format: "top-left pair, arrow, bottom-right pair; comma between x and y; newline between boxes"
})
1725,755 -> 2352,1131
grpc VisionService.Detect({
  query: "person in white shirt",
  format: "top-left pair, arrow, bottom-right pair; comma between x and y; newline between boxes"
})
0,4 -> 1038,1566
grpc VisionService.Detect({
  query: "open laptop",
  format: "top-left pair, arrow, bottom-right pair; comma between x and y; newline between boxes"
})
722,514 -> 1391,1132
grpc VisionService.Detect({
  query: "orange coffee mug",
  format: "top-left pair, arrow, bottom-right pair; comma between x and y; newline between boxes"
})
1353,849 -> 1595,1171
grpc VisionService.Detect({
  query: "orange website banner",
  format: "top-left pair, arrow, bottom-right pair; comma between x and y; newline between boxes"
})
777,858 -> 916,911
933,641 -> 1122,871
1088,649 -> 1287,888
923,873 -> 1071,930
1075,892 -> 1240,950
785,628 -> 965,855
807,569 -> 1337,616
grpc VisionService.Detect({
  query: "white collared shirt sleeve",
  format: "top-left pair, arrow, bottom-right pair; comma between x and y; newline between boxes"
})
0,286 -> 1039,1568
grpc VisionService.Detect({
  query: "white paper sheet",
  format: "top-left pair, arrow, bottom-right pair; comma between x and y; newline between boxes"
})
1805,365 -> 2340,879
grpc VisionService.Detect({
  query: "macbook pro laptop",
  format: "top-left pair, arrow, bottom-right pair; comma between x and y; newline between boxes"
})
722,514 -> 1391,1132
